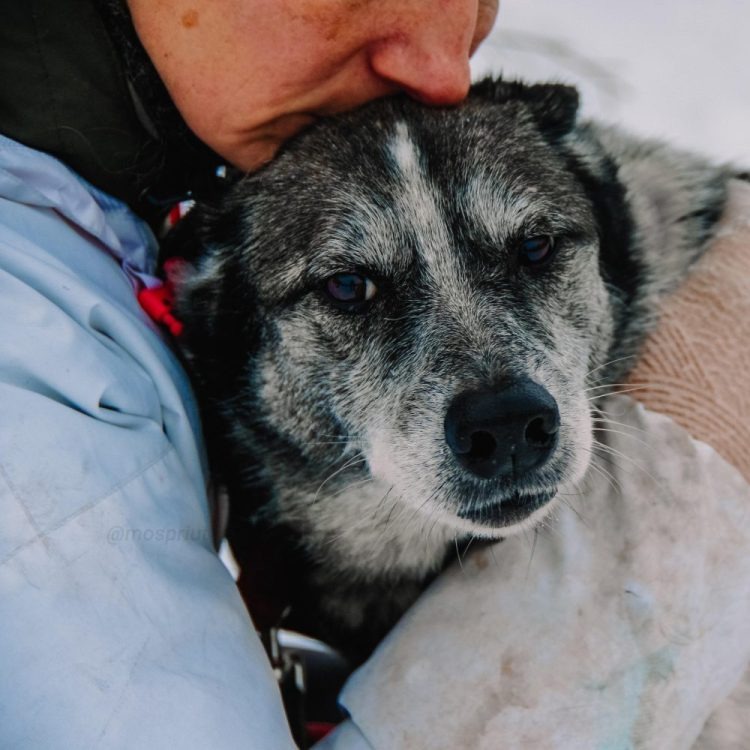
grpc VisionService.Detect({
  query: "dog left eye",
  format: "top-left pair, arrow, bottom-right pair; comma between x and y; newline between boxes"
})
518,236 -> 555,267
324,273 -> 378,311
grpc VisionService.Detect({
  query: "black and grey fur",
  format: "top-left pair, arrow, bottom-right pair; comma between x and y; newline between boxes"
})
171,79 -> 734,661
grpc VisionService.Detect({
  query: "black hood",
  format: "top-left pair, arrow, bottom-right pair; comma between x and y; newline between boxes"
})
0,0 -> 223,224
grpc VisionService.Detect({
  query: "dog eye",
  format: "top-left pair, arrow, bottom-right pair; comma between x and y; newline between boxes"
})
324,273 -> 378,311
518,236 -> 555,268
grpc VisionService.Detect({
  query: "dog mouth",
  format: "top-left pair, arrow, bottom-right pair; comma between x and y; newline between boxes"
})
455,488 -> 558,529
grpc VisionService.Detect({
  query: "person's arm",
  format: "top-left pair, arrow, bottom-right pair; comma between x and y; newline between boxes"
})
0,135 -> 296,750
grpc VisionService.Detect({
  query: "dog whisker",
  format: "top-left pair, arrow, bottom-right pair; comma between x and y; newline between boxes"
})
374,484 -> 395,516
307,441 -> 363,449
589,460 -> 622,494
591,413 -> 651,438
525,526 -> 539,581
312,452 -> 367,505
556,494 -> 590,528
407,479 -> 448,528
462,534 -> 477,558
584,382 -> 645,392
591,424 -> 653,449
584,354 -> 638,381
578,445 -> 623,494
586,384 -> 648,401
454,535 -> 466,572
327,477 -> 376,502
590,439 -> 663,489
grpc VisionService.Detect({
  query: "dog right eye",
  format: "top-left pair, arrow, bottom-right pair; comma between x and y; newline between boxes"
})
323,273 -> 378,312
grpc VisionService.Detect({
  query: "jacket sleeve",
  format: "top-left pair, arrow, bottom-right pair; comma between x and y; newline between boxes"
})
0,136 -> 296,750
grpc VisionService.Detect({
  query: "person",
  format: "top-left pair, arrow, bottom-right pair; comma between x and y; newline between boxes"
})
2,2 -> 749,749
0,2 -> 497,748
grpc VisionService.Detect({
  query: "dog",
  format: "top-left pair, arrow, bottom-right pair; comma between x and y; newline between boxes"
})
168,78 -> 735,662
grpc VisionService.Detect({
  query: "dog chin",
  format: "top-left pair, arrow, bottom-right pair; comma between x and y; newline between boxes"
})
450,488 -> 560,537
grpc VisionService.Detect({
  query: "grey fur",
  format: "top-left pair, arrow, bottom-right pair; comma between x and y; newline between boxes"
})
172,79 -> 733,660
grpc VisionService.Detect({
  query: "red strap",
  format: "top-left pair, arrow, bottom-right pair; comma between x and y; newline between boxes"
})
138,258 -> 189,338
160,199 -> 196,238
307,722 -> 337,743
138,284 -> 184,337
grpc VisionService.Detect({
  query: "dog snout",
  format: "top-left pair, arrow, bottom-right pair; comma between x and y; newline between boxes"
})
444,379 -> 560,480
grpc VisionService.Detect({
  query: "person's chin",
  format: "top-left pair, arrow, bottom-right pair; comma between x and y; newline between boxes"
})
232,115 -> 321,172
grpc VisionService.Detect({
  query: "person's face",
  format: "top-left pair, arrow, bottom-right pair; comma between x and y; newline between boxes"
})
126,0 -> 499,171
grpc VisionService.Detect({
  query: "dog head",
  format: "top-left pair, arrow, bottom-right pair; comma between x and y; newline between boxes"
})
173,79 -> 726,577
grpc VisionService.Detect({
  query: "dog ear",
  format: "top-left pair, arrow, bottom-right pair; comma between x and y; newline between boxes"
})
165,194 -> 263,391
471,78 -> 580,140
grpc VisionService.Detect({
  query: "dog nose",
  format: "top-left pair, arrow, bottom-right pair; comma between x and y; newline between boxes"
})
444,379 -> 560,480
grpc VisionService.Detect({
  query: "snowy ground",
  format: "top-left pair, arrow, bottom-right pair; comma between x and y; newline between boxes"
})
471,0 -> 750,166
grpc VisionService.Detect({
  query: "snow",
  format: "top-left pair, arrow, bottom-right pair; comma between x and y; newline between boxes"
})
471,0 -> 750,166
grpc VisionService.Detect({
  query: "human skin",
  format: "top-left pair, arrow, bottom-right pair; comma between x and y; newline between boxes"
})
125,0 -> 499,171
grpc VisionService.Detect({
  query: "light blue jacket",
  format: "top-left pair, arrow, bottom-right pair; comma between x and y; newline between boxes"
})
0,134 -> 296,749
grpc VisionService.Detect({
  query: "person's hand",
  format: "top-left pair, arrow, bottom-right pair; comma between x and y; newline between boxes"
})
125,0 -> 499,172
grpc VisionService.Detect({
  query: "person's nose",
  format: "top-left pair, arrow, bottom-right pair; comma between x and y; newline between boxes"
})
366,7 -> 475,105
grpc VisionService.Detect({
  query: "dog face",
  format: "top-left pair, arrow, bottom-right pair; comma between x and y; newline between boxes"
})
175,80 -> 726,586
174,79 -> 732,652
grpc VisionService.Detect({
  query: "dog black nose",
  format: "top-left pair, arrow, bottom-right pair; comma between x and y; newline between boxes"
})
444,379 -> 560,480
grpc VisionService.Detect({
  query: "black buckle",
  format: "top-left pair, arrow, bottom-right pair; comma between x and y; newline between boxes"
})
264,626 -> 309,748
262,627 -> 353,747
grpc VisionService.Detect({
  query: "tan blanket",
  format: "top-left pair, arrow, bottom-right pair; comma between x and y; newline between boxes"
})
632,179 -> 750,482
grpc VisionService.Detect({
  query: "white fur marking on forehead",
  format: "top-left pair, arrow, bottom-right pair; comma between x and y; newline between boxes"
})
388,122 -> 457,284
390,121 -> 422,177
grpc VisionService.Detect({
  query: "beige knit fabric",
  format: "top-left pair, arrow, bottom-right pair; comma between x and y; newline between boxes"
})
629,180 -> 750,481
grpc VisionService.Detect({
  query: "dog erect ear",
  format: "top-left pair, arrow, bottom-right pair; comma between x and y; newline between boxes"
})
471,78 -> 580,139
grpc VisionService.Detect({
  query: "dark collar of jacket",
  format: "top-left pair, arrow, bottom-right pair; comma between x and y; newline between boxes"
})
0,0 -> 223,225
